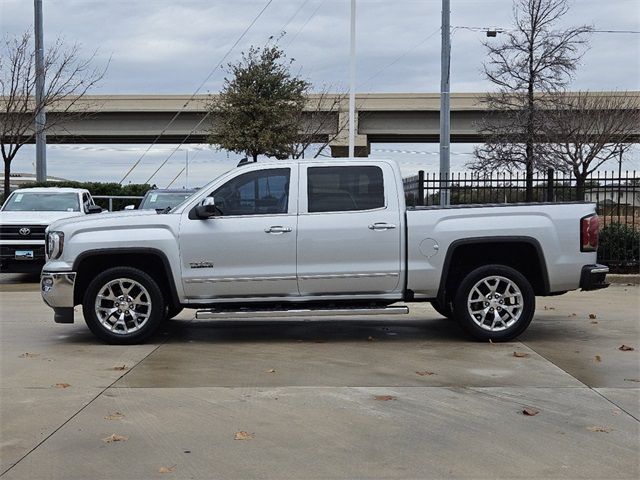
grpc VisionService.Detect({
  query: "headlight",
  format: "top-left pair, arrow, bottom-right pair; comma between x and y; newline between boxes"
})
46,231 -> 65,260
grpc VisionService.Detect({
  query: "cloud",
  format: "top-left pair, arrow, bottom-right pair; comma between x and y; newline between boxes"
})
1,0 -> 638,183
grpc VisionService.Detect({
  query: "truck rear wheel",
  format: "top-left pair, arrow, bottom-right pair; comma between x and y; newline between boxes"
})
82,266 -> 165,344
453,264 -> 535,342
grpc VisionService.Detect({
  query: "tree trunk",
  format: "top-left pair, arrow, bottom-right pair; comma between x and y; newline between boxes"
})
3,159 -> 11,201
524,87 -> 536,202
525,142 -> 534,202
575,176 -> 586,201
525,30 -> 535,203
252,152 -> 258,162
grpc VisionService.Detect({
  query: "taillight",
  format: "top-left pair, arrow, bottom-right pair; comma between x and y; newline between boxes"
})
581,214 -> 599,252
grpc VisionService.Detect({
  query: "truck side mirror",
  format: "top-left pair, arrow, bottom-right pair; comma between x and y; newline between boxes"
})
86,205 -> 103,214
194,197 -> 222,219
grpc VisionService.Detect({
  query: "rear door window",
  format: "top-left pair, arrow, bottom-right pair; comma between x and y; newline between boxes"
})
307,166 -> 385,213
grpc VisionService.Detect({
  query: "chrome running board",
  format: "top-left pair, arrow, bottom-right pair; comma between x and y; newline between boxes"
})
195,305 -> 409,320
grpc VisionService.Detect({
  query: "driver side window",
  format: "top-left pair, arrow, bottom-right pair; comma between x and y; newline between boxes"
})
210,168 -> 290,216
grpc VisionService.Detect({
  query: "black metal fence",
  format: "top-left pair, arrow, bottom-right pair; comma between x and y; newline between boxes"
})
403,169 -> 640,272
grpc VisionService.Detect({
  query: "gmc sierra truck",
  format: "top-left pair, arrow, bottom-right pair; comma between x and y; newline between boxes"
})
1,187 -> 101,273
40,159 -> 608,344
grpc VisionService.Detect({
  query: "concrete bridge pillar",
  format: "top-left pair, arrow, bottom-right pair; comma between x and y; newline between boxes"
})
329,111 -> 369,157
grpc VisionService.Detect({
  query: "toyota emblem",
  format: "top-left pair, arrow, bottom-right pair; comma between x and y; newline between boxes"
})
19,227 -> 31,236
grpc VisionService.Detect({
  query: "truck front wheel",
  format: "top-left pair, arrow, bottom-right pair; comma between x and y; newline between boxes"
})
82,267 -> 165,344
453,265 -> 535,342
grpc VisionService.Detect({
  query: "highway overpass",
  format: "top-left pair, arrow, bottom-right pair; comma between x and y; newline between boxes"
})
2,92 -> 639,157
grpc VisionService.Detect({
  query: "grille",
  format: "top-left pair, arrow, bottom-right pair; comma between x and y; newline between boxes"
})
0,224 -> 47,241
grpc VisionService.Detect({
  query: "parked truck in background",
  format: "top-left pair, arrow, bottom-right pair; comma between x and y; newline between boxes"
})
1,187 -> 102,273
39,159 -> 608,344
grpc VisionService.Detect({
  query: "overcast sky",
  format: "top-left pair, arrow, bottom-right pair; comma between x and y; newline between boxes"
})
1,0 -> 639,186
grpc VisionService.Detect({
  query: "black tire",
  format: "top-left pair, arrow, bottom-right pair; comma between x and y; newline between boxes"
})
82,266 -> 165,344
453,264 -> 535,342
430,299 -> 454,319
165,304 -> 184,320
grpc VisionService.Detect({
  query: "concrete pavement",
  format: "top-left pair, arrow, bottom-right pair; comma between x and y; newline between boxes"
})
0,276 -> 638,479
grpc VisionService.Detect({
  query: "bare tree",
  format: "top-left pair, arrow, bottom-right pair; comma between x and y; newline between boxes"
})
289,87 -> 348,159
0,31 -> 106,198
542,91 -> 640,199
470,0 -> 592,201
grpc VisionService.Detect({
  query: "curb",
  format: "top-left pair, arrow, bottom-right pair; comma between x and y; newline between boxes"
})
606,274 -> 640,285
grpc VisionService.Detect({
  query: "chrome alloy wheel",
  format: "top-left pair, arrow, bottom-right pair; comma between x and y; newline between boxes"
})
466,275 -> 523,332
94,278 -> 152,334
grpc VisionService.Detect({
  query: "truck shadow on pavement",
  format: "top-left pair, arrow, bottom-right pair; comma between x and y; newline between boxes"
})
157,317 -> 468,344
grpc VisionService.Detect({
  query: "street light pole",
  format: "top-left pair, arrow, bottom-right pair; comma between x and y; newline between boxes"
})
348,0 -> 356,158
34,0 -> 47,182
439,0 -> 451,206
185,149 -> 189,189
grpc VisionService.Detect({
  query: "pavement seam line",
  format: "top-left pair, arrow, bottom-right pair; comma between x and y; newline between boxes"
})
521,341 -> 640,423
590,387 -> 640,422
0,335 -> 172,478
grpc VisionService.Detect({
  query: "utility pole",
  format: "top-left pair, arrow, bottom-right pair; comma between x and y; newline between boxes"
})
348,0 -> 356,158
34,0 -> 47,182
185,149 -> 189,189
617,146 -> 623,216
439,0 -> 451,206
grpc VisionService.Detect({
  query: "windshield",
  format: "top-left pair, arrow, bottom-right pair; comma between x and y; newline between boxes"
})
140,192 -> 197,210
1,192 -> 80,212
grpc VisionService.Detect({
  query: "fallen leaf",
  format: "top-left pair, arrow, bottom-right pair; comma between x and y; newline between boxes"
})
619,345 -> 635,351
568,313 -> 577,317
587,426 -> 612,433
102,433 -> 129,443
234,431 -> 254,441
590,320 -> 598,324
594,355 -> 602,363
624,378 -> 640,383
19,352 -> 40,358
159,465 -> 176,474
53,383 -> 71,389
104,412 -> 124,420
374,395 -> 396,401
265,368 -> 276,373
612,410 -> 621,416
415,371 -> 436,376
367,336 -> 375,341
522,407 -> 540,416
513,351 -> 530,358
112,365 -> 128,371
588,313 -> 597,319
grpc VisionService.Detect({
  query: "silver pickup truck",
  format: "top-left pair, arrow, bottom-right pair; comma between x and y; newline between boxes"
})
40,159 -> 608,344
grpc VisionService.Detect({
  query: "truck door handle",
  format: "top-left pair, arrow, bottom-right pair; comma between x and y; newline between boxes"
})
368,222 -> 396,231
265,226 -> 292,234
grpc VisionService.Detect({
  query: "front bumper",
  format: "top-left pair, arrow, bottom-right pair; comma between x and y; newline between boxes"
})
0,244 -> 46,272
41,271 -> 76,323
579,264 -> 610,291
